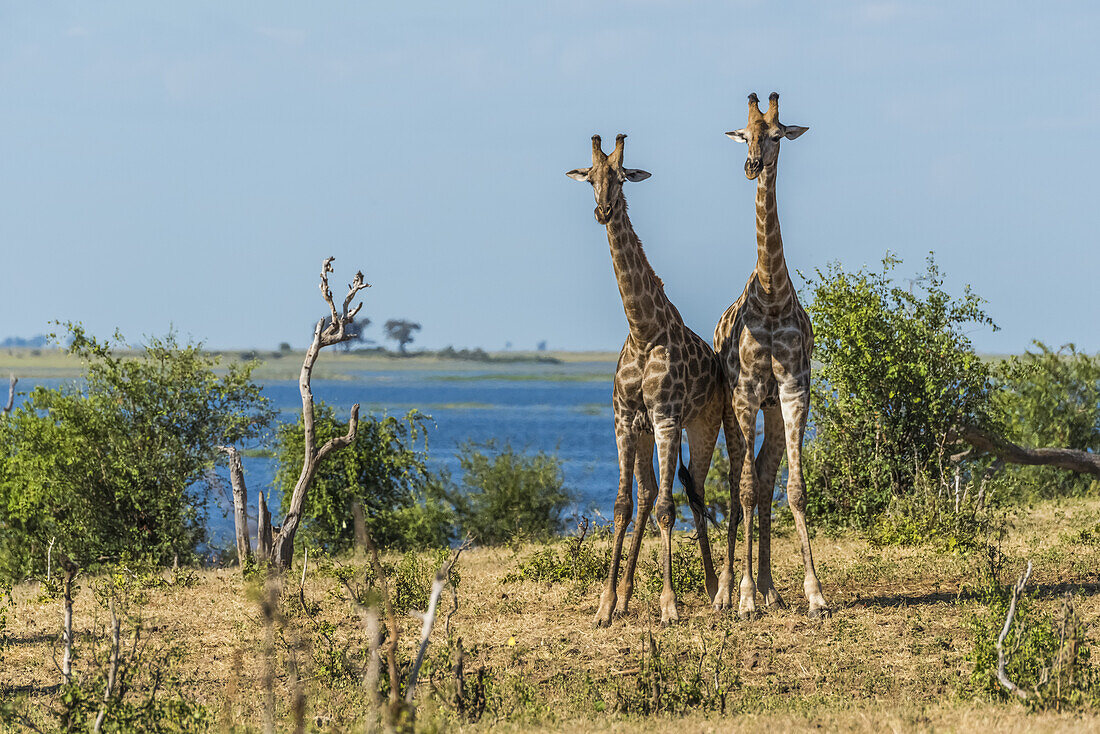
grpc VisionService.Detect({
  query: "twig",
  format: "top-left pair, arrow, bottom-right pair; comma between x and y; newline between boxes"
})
405,540 -> 470,706
997,560 -> 1034,702
93,598 -> 122,733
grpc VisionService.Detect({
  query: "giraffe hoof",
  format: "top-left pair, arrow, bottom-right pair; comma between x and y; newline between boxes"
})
738,609 -> 758,622
806,607 -> 832,620
660,616 -> 679,628
764,595 -> 787,611
594,615 -> 614,628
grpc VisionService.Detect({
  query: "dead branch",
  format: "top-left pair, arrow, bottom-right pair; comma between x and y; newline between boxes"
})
997,560 -> 1034,702
405,541 -> 469,706
3,373 -> 15,414
92,598 -> 122,733
959,425 -> 1100,477
219,446 -> 252,567
266,257 -> 368,571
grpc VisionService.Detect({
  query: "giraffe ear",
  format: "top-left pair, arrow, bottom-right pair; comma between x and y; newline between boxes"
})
725,129 -> 750,144
566,168 -> 590,181
623,168 -> 651,182
783,125 -> 809,140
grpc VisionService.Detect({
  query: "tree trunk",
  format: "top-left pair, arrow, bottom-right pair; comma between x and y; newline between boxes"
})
61,563 -> 76,684
2,373 -> 15,414
222,446 -> 252,567
351,500 -> 367,556
257,492 -> 273,562
960,425 -> 1100,477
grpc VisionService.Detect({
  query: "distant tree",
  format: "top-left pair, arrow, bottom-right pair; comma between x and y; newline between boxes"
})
278,342 -> 292,353
537,340 -> 548,352
384,319 -> 421,354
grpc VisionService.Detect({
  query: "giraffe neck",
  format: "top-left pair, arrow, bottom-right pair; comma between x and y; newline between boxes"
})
605,196 -> 671,345
753,160 -> 792,301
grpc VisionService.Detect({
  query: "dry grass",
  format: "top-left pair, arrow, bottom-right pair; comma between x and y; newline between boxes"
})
5,497 -> 1100,731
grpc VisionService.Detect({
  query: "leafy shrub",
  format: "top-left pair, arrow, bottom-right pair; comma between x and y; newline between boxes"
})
643,537 -> 708,598
503,528 -> 611,586
802,253 -> 998,529
612,631 -> 739,715
0,324 -> 273,578
358,548 -> 457,616
992,342 -> 1100,499
274,404 -> 454,552
867,473 -> 1001,552
443,442 -> 575,545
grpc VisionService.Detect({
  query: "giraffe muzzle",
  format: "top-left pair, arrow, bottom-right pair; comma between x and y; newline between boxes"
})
595,205 -> 613,224
745,159 -> 763,179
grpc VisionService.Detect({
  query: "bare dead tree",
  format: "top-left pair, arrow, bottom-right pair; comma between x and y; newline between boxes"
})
3,373 -> 15,414
219,446 -> 252,568
261,257 -> 369,571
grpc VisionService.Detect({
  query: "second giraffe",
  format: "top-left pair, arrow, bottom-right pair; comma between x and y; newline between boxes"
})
568,134 -> 726,627
713,92 -> 830,619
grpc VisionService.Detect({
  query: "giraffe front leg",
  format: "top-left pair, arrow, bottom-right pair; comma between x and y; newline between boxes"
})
653,418 -> 682,627
617,431 -> 656,615
777,381 -> 829,618
595,424 -> 637,627
733,395 -> 761,620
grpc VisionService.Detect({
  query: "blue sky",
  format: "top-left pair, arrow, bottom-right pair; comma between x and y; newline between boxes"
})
1,1 -> 1097,352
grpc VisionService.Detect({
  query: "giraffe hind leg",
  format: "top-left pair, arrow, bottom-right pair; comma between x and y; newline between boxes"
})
755,404 -> 786,610
686,418 -> 721,600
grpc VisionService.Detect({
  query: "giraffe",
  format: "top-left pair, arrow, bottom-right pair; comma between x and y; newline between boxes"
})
712,93 -> 830,619
567,134 -> 726,627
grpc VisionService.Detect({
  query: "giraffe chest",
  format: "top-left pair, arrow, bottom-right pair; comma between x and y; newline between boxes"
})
613,334 -> 723,426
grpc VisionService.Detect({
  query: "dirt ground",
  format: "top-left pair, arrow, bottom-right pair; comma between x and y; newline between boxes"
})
5,497 -> 1100,732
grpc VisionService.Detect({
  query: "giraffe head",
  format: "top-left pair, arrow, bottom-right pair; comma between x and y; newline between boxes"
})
566,134 -> 651,224
726,92 -> 808,180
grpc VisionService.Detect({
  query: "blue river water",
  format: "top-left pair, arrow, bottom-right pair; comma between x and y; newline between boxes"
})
16,364 -> 770,546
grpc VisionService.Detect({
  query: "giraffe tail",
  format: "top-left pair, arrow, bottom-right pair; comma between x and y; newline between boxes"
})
679,442 -> 719,528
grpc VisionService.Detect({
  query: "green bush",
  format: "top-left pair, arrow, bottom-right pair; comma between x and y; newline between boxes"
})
274,404 -> 454,552
802,253 -> 998,529
503,529 -> 611,586
992,342 -> 1100,499
0,325 -> 272,578
443,442 -> 575,545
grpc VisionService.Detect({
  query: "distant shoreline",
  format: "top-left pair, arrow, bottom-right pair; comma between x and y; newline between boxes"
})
0,347 -> 621,380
